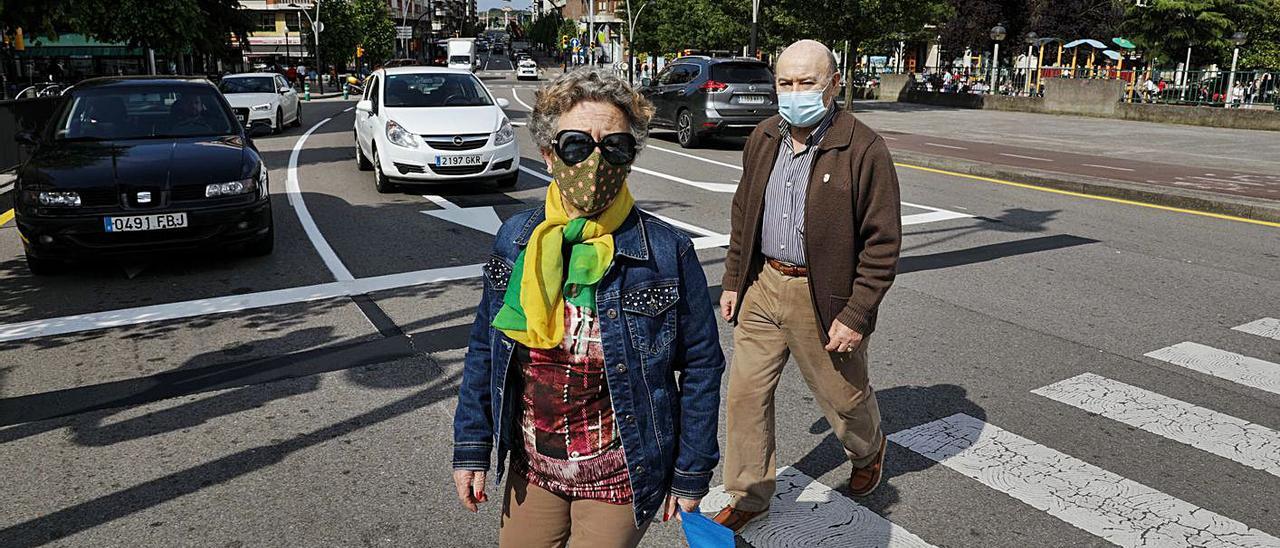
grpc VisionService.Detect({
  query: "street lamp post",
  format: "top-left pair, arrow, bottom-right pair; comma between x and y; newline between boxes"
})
749,0 -> 760,58
588,0 -> 595,66
1226,31 -> 1247,97
289,2 -> 322,92
624,0 -> 653,84
989,24 -> 1006,94
1181,41 -> 1194,101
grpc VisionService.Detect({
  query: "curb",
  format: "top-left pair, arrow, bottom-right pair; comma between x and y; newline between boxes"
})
890,150 -> 1280,225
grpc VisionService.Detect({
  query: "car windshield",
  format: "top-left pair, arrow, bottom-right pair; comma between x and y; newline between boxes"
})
449,56 -> 471,64
383,73 -> 493,108
219,77 -> 276,94
53,85 -> 238,141
711,63 -> 774,84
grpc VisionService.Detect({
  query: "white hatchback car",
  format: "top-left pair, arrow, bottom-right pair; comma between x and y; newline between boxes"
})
516,59 -> 539,80
354,67 -> 518,193
218,72 -> 302,134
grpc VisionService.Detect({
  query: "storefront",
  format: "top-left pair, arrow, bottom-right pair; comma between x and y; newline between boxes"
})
12,34 -> 148,85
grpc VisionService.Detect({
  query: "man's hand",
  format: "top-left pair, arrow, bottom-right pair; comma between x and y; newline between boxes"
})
719,290 -> 738,322
452,469 -> 488,512
824,319 -> 864,353
664,494 -> 701,522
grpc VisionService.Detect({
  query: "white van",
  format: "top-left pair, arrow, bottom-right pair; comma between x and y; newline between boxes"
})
447,38 -> 476,72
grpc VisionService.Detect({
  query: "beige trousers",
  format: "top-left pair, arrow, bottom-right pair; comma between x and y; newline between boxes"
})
498,473 -> 650,548
723,265 -> 883,512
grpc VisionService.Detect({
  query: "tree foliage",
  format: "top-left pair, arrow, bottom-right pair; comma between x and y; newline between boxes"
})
1,0 -> 250,59
1120,0 -> 1271,66
303,0 -> 395,70
352,0 -> 396,64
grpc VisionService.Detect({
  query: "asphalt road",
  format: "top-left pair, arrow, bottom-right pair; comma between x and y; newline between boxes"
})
2,59 -> 1279,547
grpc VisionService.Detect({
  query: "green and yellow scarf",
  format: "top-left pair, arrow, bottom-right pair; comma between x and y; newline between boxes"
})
492,181 -> 634,349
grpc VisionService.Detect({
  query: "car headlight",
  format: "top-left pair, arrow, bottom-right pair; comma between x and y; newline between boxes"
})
386,119 -> 420,148
251,103 -> 273,112
32,191 -> 81,207
206,175 -> 258,198
494,117 -> 515,145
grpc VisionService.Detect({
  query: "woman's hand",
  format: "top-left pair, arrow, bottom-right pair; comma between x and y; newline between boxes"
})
453,469 -> 489,512
663,494 -> 701,522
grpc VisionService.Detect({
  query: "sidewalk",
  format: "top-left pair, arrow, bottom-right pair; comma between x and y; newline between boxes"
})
851,100 -> 1280,223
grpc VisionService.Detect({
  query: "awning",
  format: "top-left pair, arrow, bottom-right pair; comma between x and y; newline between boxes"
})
1064,39 -> 1108,49
243,45 -> 313,56
1112,38 -> 1136,49
1101,49 -> 1123,61
16,33 -> 144,57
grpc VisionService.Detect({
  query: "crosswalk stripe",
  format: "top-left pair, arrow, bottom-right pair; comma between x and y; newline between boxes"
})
1032,373 -> 1280,478
700,467 -> 936,547
889,413 -> 1280,547
1144,342 -> 1280,396
1233,317 -> 1280,341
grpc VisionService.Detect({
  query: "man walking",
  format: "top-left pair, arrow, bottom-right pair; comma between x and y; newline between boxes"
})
713,39 -> 902,532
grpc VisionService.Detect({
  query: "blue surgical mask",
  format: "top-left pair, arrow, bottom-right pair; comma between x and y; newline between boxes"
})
777,88 -> 829,127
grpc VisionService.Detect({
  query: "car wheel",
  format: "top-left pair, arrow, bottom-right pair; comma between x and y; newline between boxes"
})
244,223 -> 275,257
676,109 -> 701,149
355,135 -> 373,171
373,148 -> 395,194
496,172 -> 518,188
273,109 -> 283,134
24,251 -> 59,276
291,104 -> 302,128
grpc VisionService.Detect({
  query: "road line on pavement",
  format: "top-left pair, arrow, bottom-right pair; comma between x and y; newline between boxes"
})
999,152 -> 1052,162
1033,372 -> 1280,478
701,467 -> 937,547
0,209 -> 12,227
422,194 -> 459,210
924,142 -> 966,150
0,183 -> 13,194
647,145 -> 744,170
1081,163 -> 1136,172
889,413 -> 1280,547
510,87 -> 534,110
1145,342 -> 1280,396
287,115 -> 355,281
901,210 -> 971,225
1233,317 -> 1280,341
894,164 -> 1280,228
631,165 -> 738,193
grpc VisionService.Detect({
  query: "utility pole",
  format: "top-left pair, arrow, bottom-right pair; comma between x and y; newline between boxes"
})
749,0 -> 759,58
588,0 -> 595,66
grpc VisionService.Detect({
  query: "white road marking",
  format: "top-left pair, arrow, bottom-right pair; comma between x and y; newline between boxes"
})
343,106 -> 354,112
882,135 -> 898,141
287,116 -> 355,281
631,165 -> 739,193
1145,342 -> 1280,396
1233,317 -> 1280,341
701,467 -> 936,547
901,210 -> 971,225
0,264 -> 483,344
647,145 -> 744,170
999,152 -> 1052,162
924,142 -> 966,150
1081,163 -> 1136,172
510,88 -> 534,110
421,194 -> 503,235
890,414 -> 1280,547
1033,373 -> 1280,477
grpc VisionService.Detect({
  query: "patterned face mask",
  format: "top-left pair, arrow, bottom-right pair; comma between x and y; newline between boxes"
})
550,150 -> 632,215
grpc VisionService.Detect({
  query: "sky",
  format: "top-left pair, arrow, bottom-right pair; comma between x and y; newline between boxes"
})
478,0 -> 532,11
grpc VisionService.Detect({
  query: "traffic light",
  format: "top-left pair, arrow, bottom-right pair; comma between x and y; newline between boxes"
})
560,36 -> 568,51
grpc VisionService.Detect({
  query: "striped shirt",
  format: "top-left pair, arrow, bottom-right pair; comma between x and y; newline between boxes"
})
760,105 -> 838,266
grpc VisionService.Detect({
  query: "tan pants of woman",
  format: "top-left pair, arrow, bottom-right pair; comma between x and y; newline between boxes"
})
498,473 -> 650,548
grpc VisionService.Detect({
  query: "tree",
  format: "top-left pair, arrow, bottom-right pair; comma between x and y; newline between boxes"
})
937,0 -> 1030,65
1120,0 -> 1271,67
1237,0 -> 1280,68
631,0 -> 748,54
2,0 -> 250,60
1027,0 -> 1125,42
352,0 -> 396,64
305,0 -> 359,71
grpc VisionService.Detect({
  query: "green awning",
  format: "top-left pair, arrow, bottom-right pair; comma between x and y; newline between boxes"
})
1112,37 -> 1136,49
16,33 -> 144,57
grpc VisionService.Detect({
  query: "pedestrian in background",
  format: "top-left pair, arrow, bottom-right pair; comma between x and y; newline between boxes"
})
713,39 -> 902,533
451,67 -> 726,548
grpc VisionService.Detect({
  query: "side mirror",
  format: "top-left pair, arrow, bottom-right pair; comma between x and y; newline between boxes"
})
15,130 -> 39,146
356,100 -> 373,113
496,98 -> 510,109
641,78 -> 652,87
279,86 -> 291,94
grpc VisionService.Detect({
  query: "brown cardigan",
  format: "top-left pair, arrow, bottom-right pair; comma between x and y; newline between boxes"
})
722,111 -> 902,342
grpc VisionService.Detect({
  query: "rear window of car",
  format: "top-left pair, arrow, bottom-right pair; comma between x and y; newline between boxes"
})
711,63 -> 773,84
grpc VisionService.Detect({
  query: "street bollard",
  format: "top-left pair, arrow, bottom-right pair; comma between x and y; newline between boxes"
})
304,83 -> 311,101
343,84 -> 349,100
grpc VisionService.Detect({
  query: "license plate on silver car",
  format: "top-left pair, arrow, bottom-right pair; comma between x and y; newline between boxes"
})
104,213 -> 188,232
436,155 -> 483,167
736,95 -> 767,104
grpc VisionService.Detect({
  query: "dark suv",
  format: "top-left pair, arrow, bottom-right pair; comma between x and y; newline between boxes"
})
639,56 -> 776,148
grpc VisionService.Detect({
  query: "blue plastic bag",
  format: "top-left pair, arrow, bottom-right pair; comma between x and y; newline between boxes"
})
679,506 -> 735,548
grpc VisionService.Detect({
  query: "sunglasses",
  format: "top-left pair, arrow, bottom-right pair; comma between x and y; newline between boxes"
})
552,130 -> 638,166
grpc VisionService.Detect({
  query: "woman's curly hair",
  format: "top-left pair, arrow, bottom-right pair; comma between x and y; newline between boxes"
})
529,67 -> 655,150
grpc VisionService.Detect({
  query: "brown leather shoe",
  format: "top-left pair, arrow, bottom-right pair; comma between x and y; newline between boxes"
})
849,435 -> 888,497
712,505 -> 768,533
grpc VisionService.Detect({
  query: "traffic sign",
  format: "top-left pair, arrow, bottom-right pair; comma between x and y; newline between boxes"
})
570,37 -> 580,48
396,26 -> 413,39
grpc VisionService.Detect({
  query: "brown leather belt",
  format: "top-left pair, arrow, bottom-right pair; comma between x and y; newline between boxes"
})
767,258 -> 809,277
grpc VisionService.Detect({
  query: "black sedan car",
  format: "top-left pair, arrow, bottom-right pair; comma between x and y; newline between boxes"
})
13,77 -> 274,274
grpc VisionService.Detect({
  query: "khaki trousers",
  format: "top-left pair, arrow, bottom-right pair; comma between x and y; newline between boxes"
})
498,473 -> 650,548
724,265 -> 883,512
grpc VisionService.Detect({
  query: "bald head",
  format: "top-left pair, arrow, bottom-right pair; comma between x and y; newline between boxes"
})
776,40 -> 837,83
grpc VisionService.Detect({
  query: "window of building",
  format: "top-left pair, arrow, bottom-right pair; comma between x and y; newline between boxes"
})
285,12 -> 306,32
258,13 -> 278,32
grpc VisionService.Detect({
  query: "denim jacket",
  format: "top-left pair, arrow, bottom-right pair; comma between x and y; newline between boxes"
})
452,206 -> 726,525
